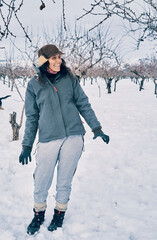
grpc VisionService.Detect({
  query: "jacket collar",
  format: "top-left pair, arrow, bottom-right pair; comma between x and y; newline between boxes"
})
42,72 -> 62,85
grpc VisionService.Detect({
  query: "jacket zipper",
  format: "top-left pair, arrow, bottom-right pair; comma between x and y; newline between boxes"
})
53,85 -> 58,92
47,79 -> 67,136
53,83 -> 67,137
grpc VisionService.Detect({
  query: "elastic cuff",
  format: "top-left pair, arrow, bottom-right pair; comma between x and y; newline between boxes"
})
34,202 -> 47,212
55,201 -> 68,212
92,126 -> 102,132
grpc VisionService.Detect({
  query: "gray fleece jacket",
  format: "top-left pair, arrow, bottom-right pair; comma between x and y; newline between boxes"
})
22,72 -> 101,148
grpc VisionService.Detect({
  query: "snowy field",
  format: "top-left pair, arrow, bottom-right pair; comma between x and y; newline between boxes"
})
0,78 -> 157,240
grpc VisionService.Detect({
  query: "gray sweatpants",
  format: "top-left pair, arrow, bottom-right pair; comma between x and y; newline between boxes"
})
33,135 -> 84,206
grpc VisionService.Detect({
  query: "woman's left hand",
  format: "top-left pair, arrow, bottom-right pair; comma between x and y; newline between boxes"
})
93,128 -> 110,144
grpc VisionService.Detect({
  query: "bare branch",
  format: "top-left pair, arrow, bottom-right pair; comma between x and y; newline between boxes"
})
62,0 -> 67,31
77,0 -> 157,45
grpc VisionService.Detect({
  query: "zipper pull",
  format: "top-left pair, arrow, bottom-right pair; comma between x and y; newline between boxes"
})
53,86 -> 58,92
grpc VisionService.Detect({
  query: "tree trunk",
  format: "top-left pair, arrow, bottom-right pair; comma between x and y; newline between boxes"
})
114,78 -> 119,92
139,78 -> 144,91
83,77 -> 86,86
11,78 -> 15,91
9,112 -> 20,140
114,80 -> 116,92
107,78 -> 112,94
8,77 -> 10,88
135,78 -> 138,84
3,76 -> 5,84
154,79 -> 157,96
9,105 -> 25,141
155,85 -> 157,97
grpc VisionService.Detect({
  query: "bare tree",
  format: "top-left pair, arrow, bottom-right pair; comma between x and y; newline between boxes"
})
130,59 -> 151,91
0,0 -> 32,41
65,25 -> 121,82
0,64 -> 6,84
1,0 -> 157,49
78,0 -> 157,47
0,0 -> 67,41
146,55 -> 157,96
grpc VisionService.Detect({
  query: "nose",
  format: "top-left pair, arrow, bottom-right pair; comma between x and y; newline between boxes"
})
57,57 -> 62,63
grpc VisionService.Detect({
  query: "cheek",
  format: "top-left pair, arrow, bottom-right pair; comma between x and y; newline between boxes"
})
49,60 -> 54,66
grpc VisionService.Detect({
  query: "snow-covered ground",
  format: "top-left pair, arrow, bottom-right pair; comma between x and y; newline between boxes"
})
0,78 -> 157,240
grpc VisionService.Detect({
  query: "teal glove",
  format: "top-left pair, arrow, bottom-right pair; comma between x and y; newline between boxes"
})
93,127 -> 110,144
19,146 -> 32,165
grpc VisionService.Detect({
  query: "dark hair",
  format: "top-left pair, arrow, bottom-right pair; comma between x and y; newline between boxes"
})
60,59 -> 73,77
38,59 -> 73,84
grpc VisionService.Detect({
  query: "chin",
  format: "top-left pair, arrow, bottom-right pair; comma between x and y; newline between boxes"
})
55,68 -> 61,72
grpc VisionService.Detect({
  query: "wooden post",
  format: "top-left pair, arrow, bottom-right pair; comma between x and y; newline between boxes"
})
9,112 -> 20,140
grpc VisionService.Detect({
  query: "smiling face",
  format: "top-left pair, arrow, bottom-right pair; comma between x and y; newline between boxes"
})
48,54 -> 62,72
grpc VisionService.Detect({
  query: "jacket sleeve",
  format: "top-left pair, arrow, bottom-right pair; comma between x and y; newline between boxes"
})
73,77 -> 101,130
22,81 -> 39,148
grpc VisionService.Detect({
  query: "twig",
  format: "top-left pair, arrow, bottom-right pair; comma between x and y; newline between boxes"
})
62,0 -> 67,31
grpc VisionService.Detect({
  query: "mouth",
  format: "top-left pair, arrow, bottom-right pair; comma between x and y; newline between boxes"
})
54,65 -> 60,67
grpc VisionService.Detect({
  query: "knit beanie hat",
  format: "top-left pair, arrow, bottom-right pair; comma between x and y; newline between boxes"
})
38,44 -> 64,66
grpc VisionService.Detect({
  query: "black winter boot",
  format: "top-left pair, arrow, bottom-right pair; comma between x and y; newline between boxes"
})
27,209 -> 45,235
48,209 -> 65,232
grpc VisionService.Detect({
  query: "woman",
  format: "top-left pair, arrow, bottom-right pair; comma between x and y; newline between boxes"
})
19,44 -> 109,235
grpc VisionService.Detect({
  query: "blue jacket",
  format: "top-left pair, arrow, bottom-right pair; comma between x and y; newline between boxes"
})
22,73 -> 101,148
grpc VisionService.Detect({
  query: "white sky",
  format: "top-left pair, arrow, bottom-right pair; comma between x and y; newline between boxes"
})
0,0 -> 156,63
